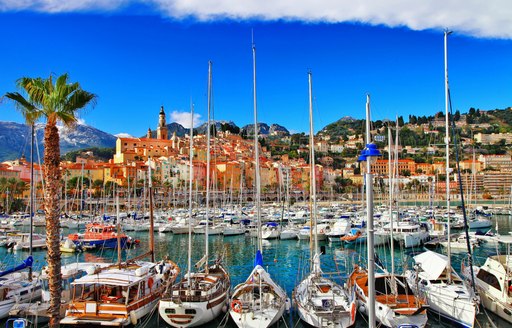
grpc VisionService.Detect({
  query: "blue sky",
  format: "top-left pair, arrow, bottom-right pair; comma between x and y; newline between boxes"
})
0,1 -> 511,137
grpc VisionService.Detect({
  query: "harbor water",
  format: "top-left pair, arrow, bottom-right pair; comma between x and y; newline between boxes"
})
2,214 -> 512,328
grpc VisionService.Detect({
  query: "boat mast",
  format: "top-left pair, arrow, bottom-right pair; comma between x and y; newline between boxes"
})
117,192 -> 122,269
64,171 -> 68,216
127,175 -> 130,214
205,60 -> 212,271
388,124 -> 394,276
445,30 -> 452,282
187,103 -> 194,286
252,39 -> 262,254
29,123 -> 34,280
307,71 -> 319,262
365,94 -> 376,328
80,162 -> 84,219
148,157 -> 155,263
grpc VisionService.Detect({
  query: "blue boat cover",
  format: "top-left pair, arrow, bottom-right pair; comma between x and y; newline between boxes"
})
254,250 -> 263,267
0,256 -> 33,278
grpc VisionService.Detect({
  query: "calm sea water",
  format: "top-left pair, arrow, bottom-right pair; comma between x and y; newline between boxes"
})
2,214 -> 512,328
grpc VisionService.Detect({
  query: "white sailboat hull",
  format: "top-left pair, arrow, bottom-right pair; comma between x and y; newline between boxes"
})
407,276 -> 477,327
0,299 -> 15,320
294,272 -> 356,328
0,273 -> 41,319
280,229 -> 298,240
159,291 -> 228,327
468,218 -> 492,229
223,227 -> 245,236
170,225 -> 189,234
261,229 -> 280,239
397,231 -> 429,248
357,299 -> 428,328
230,303 -> 285,328
159,265 -> 230,327
407,251 -> 478,328
229,265 -> 287,328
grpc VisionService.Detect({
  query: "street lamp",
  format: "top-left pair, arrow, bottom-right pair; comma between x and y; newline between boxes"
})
358,95 -> 382,328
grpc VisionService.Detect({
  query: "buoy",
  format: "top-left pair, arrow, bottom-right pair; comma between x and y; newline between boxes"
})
231,300 -> 242,313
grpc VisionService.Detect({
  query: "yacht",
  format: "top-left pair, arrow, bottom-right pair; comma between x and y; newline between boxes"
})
406,250 -> 479,327
61,260 -> 179,326
463,235 -> 512,324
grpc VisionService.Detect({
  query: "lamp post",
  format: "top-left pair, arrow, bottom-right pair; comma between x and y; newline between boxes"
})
357,95 -> 381,328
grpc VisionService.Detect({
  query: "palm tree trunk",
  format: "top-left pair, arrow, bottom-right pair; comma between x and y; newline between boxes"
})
44,121 -> 62,328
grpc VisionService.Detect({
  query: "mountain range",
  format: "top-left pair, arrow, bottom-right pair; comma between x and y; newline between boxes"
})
0,120 -> 292,162
0,122 -> 117,162
2,106 -> 511,162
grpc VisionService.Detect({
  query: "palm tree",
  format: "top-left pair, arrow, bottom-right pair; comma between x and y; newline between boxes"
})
3,73 -> 96,328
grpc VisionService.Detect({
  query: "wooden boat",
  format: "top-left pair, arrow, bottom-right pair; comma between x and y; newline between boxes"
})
159,260 -> 230,327
158,63 -> 230,327
62,176 -> 180,326
61,260 -> 179,326
349,265 -> 429,328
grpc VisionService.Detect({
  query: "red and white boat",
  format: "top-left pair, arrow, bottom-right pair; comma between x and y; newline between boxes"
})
67,223 -> 134,249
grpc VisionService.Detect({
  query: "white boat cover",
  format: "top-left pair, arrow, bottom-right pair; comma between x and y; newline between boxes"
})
413,250 -> 448,280
499,235 -> 512,244
71,271 -> 143,287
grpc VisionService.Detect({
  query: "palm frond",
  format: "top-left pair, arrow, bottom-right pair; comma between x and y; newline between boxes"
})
2,91 -> 41,124
8,73 -> 96,127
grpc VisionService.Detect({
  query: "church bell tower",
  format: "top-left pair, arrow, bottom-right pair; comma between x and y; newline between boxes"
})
157,106 -> 168,140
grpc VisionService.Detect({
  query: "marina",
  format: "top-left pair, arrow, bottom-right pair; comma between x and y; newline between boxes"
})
0,7 -> 511,328
0,208 -> 510,327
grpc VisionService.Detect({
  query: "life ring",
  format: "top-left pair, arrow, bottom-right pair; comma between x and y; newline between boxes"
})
320,229 -> 324,234
231,300 -> 242,313
148,277 -> 154,289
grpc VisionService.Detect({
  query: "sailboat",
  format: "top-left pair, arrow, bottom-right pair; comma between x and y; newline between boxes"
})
405,31 -> 479,328
61,171 -> 180,326
0,256 -> 41,319
158,61 -> 231,327
1,123 -> 42,319
293,71 -> 357,328
348,95 -> 428,328
229,40 -> 289,328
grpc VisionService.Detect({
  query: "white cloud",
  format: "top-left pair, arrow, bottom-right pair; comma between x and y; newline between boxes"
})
0,0 -> 510,39
115,132 -> 134,138
0,0 -> 128,13
76,118 -> 87,126
170,110 -> 202,128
